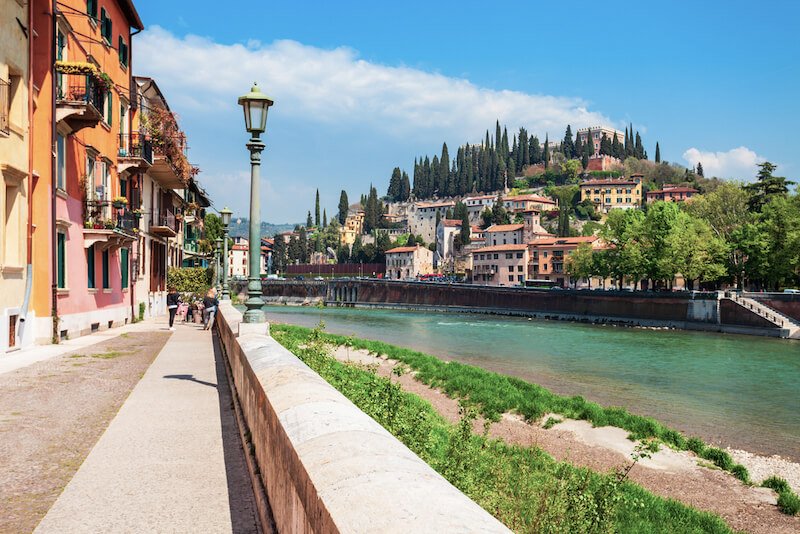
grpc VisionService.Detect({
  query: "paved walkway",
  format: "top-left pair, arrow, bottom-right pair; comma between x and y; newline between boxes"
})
0,318 -> 161,376
34,320 -> 261,533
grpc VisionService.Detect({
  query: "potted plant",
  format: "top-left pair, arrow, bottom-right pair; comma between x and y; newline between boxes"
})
112,196 -> 128,209
104,218 -> 115,229
84,220 -> 93,229
93,220 -> 104,229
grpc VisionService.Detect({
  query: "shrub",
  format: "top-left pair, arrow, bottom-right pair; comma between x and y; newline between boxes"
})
701,447 -> 734,471
777,491 -> 800,516
167,267 -> 212,294
686,437 -> 706,455
762,476 -> 791,494
730,464 -> 750,484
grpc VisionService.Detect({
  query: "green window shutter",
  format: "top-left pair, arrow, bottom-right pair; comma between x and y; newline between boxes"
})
57,233 -> 66,289
118,36 -> 123,63
102,249 -> 110,289
121,248 -> 129,288
87,244 -> 95,289
107,91 -> 112,125
87,0 -> 97,19
107,17 -> 113,43
100,8 -> 106,38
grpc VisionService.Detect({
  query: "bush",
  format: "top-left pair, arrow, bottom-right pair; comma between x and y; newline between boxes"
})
730,464 -> 750,484
777,490 -> 800,516
762,476 -> 791,494
167,267 -> 212,294
686,437 -> 706,455
701,447 -> 734,471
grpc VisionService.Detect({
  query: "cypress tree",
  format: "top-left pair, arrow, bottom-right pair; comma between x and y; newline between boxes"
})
635,132 -> 644,159
655,142 -> 661,163
322,209 -> 327,228
430,155 -> 440,196
599,133 -> 612,156
337,190 -> 349,224
543,134 -> 550,170
387,167 -> 402,201
400,171 -> 411,201
306,211 -> 312,228
440,143 -> 450,196
495,121 -> 502,152
520,127 -> 529,168
574,133 -> 583,161
562,125 -> 575,159
459,209 -> 470,247
501,127 -> 509,161
314,189 -> 320,227
696,162 -> 704,177
530,136 -> 541,164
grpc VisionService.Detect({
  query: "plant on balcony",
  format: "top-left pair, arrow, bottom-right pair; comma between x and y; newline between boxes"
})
104,219 -> 115,229
84,221 -> 93,229
112,196 -> 128,209
144,107 -> 198,184
54,61 -> 114,92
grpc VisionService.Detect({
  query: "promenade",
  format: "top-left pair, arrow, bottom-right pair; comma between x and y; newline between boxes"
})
25,319 -> 262,533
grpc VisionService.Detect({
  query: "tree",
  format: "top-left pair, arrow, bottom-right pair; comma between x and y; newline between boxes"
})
363,185 -> 382,233
562,125 -> 575,159
314,189 -> 320,227
543,134 -> 550,170
306,211 -> 312,228
204,213 -> 223,243
667,214 -> 727,289
530,136 -> 542,165
298,227 -> 309,263
655,142 -> 661,163
350,235 -> 363,264
322,209 -> 327,228
459,209 -> 471,249
387,167 -> 402,201
611,133 -> 624,160
635,132 -> 644,159
696,162 -> 704,177
566,242 -> 595,287
551,185 -> 579,237
744,162 -> 794,212
272,234 -> 286,273
562,159 -> 582,184
599,133 -> 612,156
337,190 -> 349,224
400,171 -> 411,201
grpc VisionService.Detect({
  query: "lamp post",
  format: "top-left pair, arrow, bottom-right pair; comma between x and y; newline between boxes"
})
238,83 -> 274,323
215,237 -> 223,291
220,207 -> 232,300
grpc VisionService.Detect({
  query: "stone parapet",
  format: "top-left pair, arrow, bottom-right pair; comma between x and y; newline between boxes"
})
216,301 -> 509,533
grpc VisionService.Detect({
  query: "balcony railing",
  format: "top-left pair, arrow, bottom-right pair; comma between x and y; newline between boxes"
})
58,74 -> 104,112
115,211 -> 139,237
118,132 -> 153,165
0,77 -> 9,135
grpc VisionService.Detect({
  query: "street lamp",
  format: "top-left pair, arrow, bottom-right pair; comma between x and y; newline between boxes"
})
215,237 -> 223,291
238,83 -> 273,323
220,207 -> 232,300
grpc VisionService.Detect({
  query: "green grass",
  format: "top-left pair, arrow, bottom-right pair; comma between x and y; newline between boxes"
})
89,351 -> 128,359
273,324 -> 734,533
762,477 -> 800,516
275,325 -> 750,480
542,416 -> 562,429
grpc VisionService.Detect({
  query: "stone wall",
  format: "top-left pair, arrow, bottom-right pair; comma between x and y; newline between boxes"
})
748,293 -> 800,322
216,302 -> 509,533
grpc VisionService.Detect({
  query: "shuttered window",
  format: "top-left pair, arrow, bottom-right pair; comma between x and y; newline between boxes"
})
57,232 -> 66,289
102,249 -> 110,289
87,0 -> 97,20
118,36 -> 128,67
121,248 -> 129,288
87,244 -> 95,289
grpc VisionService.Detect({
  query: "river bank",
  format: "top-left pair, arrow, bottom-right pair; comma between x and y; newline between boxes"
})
257,304 -> 800,462
274,324 -> 800,532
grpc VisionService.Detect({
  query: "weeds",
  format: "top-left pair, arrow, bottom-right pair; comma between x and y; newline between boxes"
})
273,324 -> 733,533
542,416 -> 562,429
762,476 -> 800,516
89,351 -> 128,359
272,324 -> 755,487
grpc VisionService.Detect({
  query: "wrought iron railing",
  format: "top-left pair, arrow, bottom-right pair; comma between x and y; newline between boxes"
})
115,211 -> 139,237
57,74 -> 104,112
118,132 -> 153,164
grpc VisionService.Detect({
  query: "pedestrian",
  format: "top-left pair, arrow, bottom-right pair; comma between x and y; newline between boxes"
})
167,286 -> 180,331
202,288 -> 219,330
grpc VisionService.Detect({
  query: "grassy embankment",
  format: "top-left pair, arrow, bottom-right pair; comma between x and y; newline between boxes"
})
273,324 -> 735,533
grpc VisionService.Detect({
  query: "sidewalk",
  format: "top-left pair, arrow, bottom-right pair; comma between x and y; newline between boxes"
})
0,318 -> 161,376
34,320 -> 261,533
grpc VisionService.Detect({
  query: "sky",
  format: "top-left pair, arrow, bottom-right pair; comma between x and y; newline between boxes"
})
131,0 -> 800,223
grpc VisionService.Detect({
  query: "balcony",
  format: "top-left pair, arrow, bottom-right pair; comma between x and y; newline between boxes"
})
83,203 -> 138,249
150,148 -> 189,189
56,75 -> 104,133
118,132 -> 153,173
150,212 -> 178,237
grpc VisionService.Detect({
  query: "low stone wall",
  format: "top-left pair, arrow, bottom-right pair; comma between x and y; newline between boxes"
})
216,302 -> 509,533
748,293 -> 800,322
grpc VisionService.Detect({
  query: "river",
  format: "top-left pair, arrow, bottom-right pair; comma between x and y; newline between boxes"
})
259,304 -> 800,460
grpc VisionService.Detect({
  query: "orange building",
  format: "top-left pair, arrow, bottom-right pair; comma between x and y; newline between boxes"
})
30,0 -> 144,341
529,236 -> 601,287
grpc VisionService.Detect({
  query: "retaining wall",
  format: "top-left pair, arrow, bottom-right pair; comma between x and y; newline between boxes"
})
216,302 -> 509,534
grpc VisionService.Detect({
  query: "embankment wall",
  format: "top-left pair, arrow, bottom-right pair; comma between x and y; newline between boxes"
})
215,301 -> 509,533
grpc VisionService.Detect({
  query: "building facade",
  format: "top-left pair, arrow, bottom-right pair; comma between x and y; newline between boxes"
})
1,0 -> 32,351
576,126 -> 625,157
471,244 -> 528,287
530,236 -> 600,287
385,245 -> 434,280
646,185 -> 698,203
579,174 -> 643,213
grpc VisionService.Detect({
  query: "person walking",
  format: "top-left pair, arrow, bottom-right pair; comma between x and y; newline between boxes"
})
167,287 -> 180,331
202,288 -> 219,330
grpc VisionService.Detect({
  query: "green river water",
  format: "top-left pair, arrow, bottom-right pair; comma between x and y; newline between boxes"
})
260,304 -> 800,460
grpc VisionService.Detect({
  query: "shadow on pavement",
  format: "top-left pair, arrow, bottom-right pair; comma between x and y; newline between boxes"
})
162,374 -> 217,388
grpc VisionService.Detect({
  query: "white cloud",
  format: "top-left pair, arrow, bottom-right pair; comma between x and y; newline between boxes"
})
682,146 -> 765,180
136,27 -> 614,140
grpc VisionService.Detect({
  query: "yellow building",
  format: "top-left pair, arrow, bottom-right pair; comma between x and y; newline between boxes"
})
579,173 -> 643,213
1,0 -> 31,351
340,209 -> 364,246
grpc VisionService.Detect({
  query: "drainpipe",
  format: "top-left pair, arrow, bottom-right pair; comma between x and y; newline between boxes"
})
50,0 -> 59,342
18,0 -> 35,345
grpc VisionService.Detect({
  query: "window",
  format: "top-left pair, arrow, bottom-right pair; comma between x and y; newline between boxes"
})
87,244 -> 95,288
505,253 -> 512,259
118,36 -> 129,67
56,134 -> 66,190
102,249 -> 110,289
493,253 -> 498,260
105,90 -> 113,125
516,252 -> 523,259
518,265 -> 523,272
87,0 -> 97,19
100,8 -> 113,43
57,232 -> 66,289
544,251 -> 548,258
508,265 -> 513,272
518,275 -> 523,282
508,275 -> 514,282
121,248 -> 129,288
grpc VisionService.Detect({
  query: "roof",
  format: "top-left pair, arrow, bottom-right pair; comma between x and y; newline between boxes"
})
530,236 -> 598,247
416,200 -> 456,209
485,224 -> 524,232
580,179 -> 639,186
647,186 -> 698,194
463,194 -> 496,201
386,246 -> 424,254
504,194 -> 556,204
441,219 -> 463,227
119,0 -> 145,31
472,244 -> 529,253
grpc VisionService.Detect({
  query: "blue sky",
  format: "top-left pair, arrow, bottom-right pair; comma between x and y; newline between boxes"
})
132,0 -> 800,223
